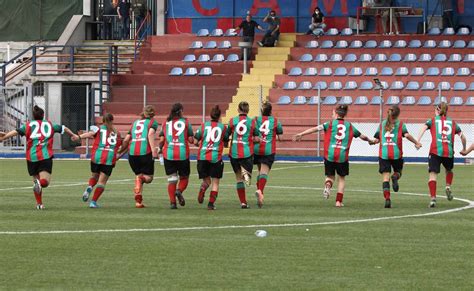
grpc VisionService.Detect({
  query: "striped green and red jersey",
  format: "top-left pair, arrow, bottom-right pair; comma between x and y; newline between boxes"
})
227,114 -> 259,159
160,118 -> 193,161
128,118 -> 159,156
322,119 -> 361,163
91,125 -> 122,166
426,116 -> 461,158
254,116 -> 283,156
374,120 -> 408,160
16,120 -> 64,162
195,121 -> 228,162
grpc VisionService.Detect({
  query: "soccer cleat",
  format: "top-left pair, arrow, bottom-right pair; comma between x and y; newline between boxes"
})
135,202 -> 146,208
243,173 -> 251,187
207,202 -> 216,210
384,199 -> 392,208
391,175 -> 399,192
255,190 -> 264,208
445,186 -> 453,201
241,203 -> 250,209
175,190 -> 186,206
170,203 -> 178,209
89,201 -> 99,208
323,185 -> 331,199
82,186 -> 92,202
35,204 -> 45,210
33,179 -> 42,195
429,198 -> 437,208
197,187 -> 206,204
335,201 -> 344,208
134,176 -> 143,195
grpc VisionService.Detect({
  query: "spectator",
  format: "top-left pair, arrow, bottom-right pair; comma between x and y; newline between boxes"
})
117,0 -> 131,40
257,10 -> 280,47
306,7 -> 326,35
442,0 -> 455,29
132,0 -> 147,39
375,0 -> 399,35
234,15 -> 264,59
102,0 -> 117,40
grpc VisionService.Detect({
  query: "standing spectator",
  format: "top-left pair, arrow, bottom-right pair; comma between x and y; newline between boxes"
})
375,0 -> 399,35
102,0 -> 117,40
306,7 -> 326,35
234,15 -> 264,59
442,0 -> 455,29
117,0 -> 131,40
132,0 -> 147,39
257,10 -> 280,47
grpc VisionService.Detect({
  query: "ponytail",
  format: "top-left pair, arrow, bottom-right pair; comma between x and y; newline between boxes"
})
335,104 -> 348,118
140,105 -> 155,119
102,113 -> 116,134
167,103 -> 184,121
210,105 -> 221,121
436,102 -> 448,116
384,105 -> 400,132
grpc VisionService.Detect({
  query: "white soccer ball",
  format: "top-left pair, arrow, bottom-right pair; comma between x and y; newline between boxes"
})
255,230 -> 267,238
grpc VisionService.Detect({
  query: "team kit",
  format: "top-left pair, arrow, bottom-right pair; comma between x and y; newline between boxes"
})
0,101 -> 469,210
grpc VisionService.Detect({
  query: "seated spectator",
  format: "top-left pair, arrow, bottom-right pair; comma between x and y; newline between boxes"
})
375,0 -> 400,35
257,10 -> 280,47
306,7 -> 326,35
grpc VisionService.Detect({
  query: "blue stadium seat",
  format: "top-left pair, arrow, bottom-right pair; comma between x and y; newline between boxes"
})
334,67 -> 348,76
303,67 -> 317,76
442,27 -> 455,35
344,81 -> 357,90
199,67 -> 213,76
197,29 -> 209,37
438,81 -> 451,91
277,95 -> 291,105
211,54 -> 225,62
423,40 -> 437,48
457,67 -> 470,76
313,81 -> 328,90
365,67 -> 378,76
283,81 -> 297,90
322,96 -> 337,104
321,40 -> 334,48
386,96 -> 400,105
404,53 -> 417,62
381,67 -> 393,76
408,39 -> 421,48
428,27 -> 441,35
226,54 -> 239,62
419,54 -> 432,62
401,96 -> 416,105
293,96 -> 307,105
411,67 -> 425,76
305,40 -> 319,48
441,67 -> 455,76
434,54 -> 447,62
344,53 -> 357,62
190,41 -> 203,49
349,67 -> 363,76
218,40 -> 231,49
417,96 -> 432,105
350,40 -> 363,48
329,54 -> 343,62
395,67 -> 408,76
406,81 -> 420,90
364,40 -> 377,48
169,67 -> 183,76
390,81 -> 404,90
298,81 -> 312,90
468,41 -> 474,48
184,67 -> 198,76
449,96 -> 463,105
326,28 -> 339,35
469,82 -> 474,91
380,81 -> 388,89
394,40 -> 407,48
457,27 -> 470,35
204,41 -> 217,49
389,53 -> 402,62
464,54 -> 474,62
224,28 -> 237,36
314,54 -> 328,62
211,29 -> 223,37
453,82 -> 466,91
374,53 -> 387,62
341,28 -> 353,36
438,40 -> 452,48
359,54 -> 372,62
339,96 -> 353,104
360,81 -> 374,90
453,40 -> 466,48
354,96 -> 369,105
370,96 -> 382,105
465,97 -> 474,105
299,53 -> 313,62
335,40 -> 348,48
197,54 -> 210,62
421,81 -> 435,90
308,96 -> 321,105
426,67 -> 439,76
433,96 -> 447,105
448,53 -> 462,62
288,67 -> 303,76
329,81 -> 342,90
379,40 -> 392,48
319,67 -> 332,76
183,54 -> 196,62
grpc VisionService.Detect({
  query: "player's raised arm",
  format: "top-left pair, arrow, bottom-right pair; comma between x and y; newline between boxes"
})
416,124 -> 429,143
404,132 -> 422,149
293,125 -> 323,141
0,129 -> 19,142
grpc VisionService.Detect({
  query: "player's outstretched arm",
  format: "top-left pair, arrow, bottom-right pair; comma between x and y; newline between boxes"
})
148,128 -> 158,158
460,143 -> 474,156
459,132 -> 467,154
404,133 -> 422,149
0,130 -> 18,142
293,125 -> 323,141
77,131 -> 95,140
118,134 -> 131,155
358,134 -> 372,143
416,124 -> 428,143
63,126 -> 80,141
369,138 -> 380,145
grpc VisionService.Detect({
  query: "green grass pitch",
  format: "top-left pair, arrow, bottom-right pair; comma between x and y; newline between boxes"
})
0,159 -> 473,289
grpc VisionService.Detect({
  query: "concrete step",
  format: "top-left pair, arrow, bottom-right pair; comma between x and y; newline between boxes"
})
257,47 -> 291,55
276,40 -> 295,47
238,80 -> 273,88
250,68 -> 284,74
279,34 -> 299,41
251,61 -> 286,68
255,54 -> 289,61
241,74 -> 275,82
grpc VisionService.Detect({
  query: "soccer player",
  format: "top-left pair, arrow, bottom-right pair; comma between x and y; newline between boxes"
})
370,105 -> 422,208
159,103 -> 194,209
194,105 -> 229,210
460,143 -> 474,156
120,105 -> 159,208
417,102 -> 466,207
293,105 -> 372,207
0,105 -> 78,209
253,102 -> 283,208
226,101 -> 259,209
76,113 -> 122,208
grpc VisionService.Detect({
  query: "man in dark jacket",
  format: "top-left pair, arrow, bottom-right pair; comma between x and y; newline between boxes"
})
234,15 -> 264,59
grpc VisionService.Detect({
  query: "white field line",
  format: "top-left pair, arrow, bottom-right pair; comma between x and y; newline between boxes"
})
0,187 -> 472,236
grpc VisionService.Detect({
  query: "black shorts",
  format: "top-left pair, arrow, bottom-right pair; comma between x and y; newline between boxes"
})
428,154 -> 454,173
164,159 -> 190,177
128,153 -> 155,176
197,160 -> 224,179
379,158 -> 404,174
230,156 -> 253,174
91,162 -> 114,176
27,158 -> 53,176
324,159 -> 349,177
254,154 -> 275,169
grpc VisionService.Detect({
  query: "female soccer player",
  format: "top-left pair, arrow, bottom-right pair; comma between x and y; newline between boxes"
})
194,105 -> 228,210
226,101 -> 259,209
159,103 -> 194,209
0,105 -> 78,209
293,105 -> 372,207
77,113 -> 122,208
370,105 -> 422,208
253,102 -> 283,208
120,105 -> 159,208
417,102 -> 466,207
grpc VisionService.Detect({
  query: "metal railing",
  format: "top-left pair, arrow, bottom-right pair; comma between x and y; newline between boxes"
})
134,12 -> 152,60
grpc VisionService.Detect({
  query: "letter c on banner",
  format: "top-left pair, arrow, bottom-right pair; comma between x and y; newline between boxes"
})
192,0 -> 219,16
